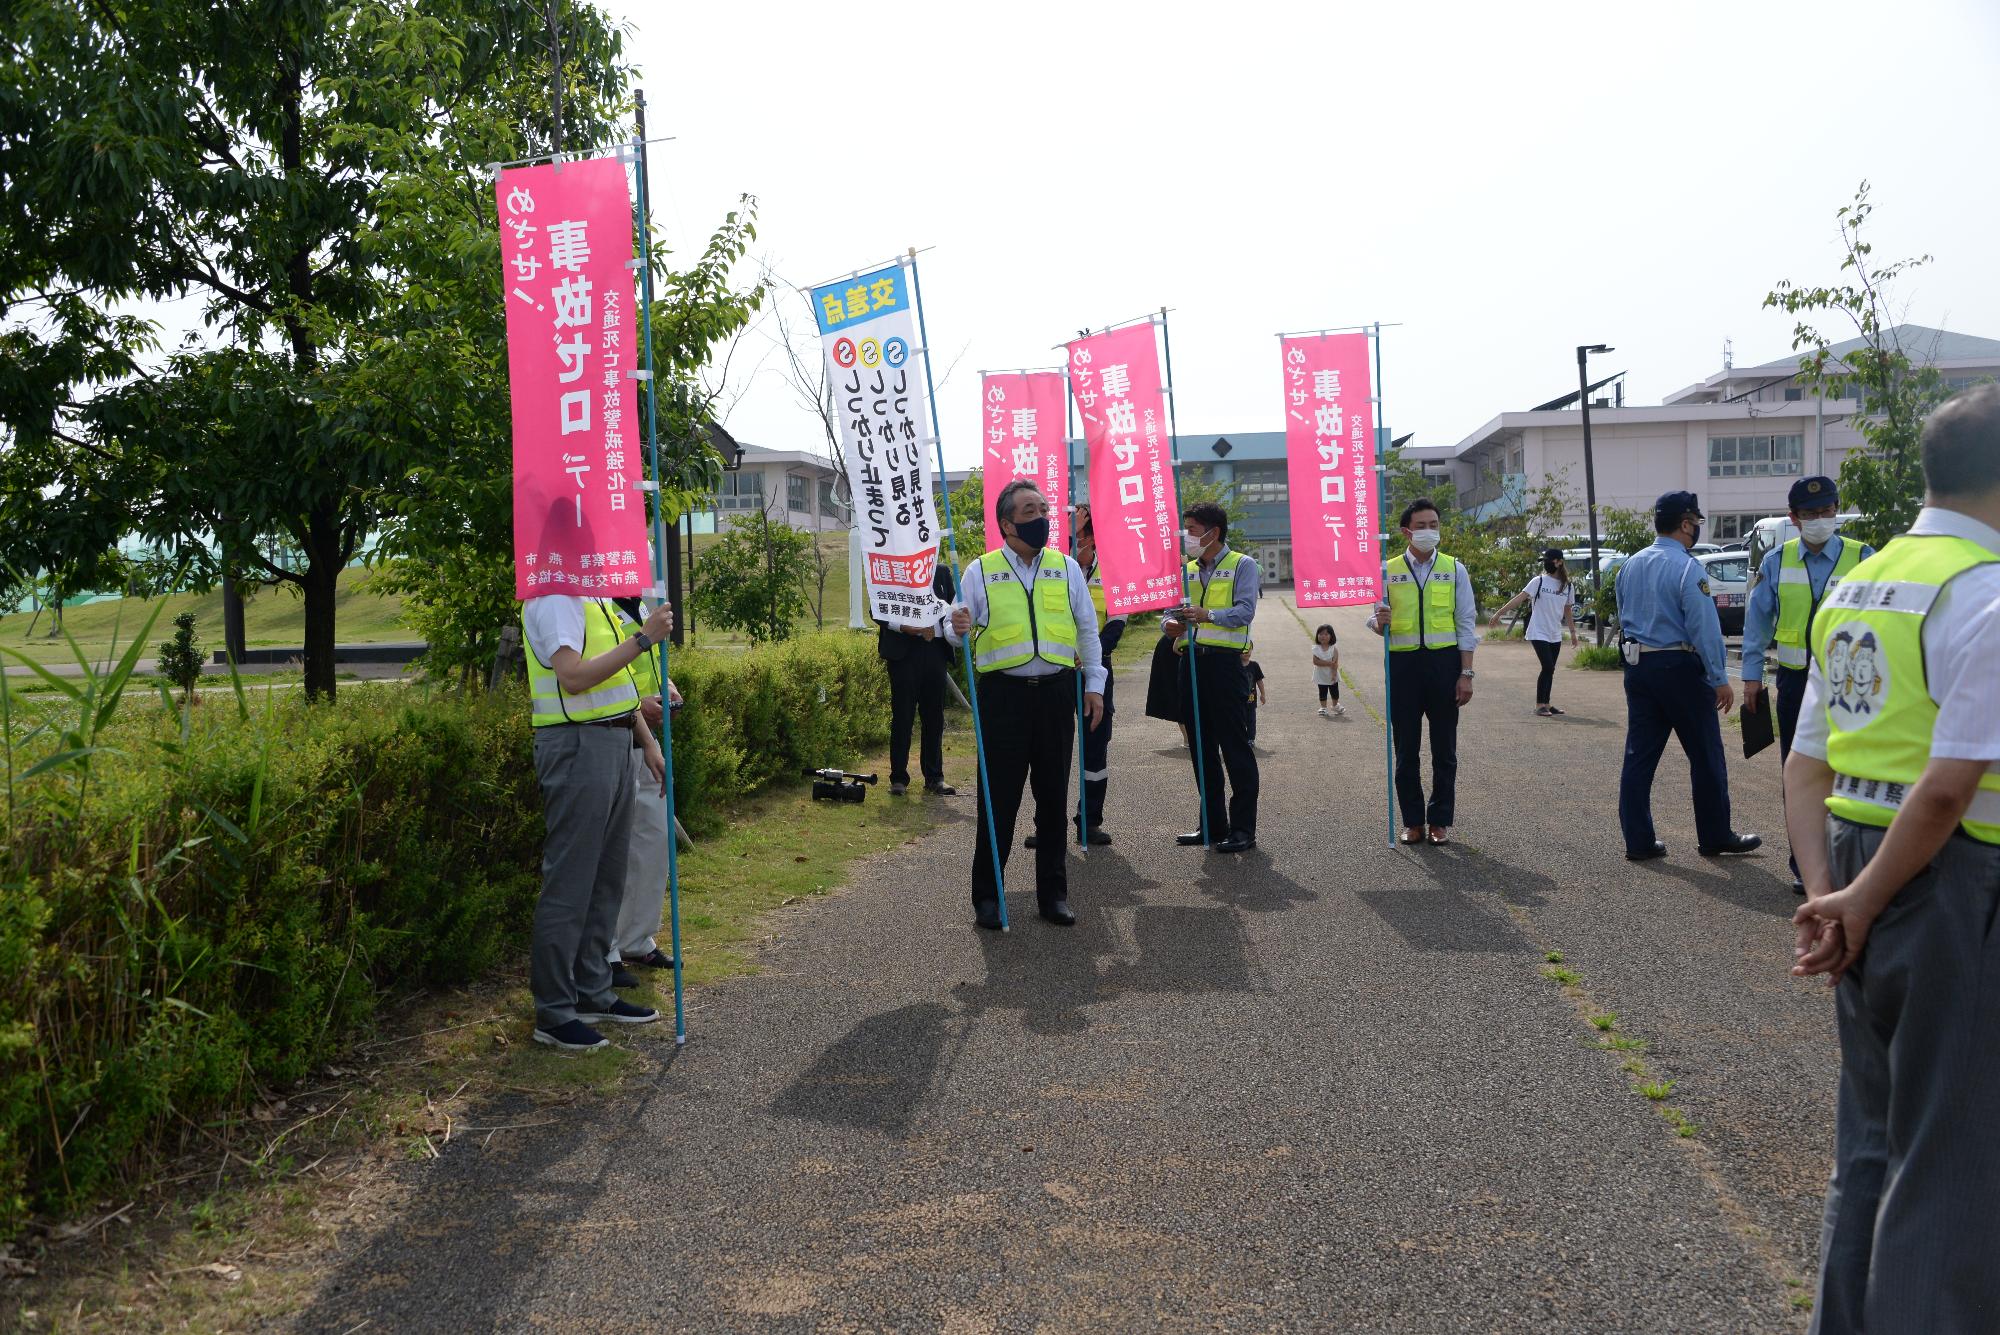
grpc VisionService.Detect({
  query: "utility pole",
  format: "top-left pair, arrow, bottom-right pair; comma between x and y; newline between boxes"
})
1578,343 -> 1614,646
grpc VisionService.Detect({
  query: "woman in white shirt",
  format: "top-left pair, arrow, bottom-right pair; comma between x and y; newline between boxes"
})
1489,548 -> 1581,716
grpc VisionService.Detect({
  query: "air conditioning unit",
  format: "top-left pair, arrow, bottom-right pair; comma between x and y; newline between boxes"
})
1592,397 -> 1612,408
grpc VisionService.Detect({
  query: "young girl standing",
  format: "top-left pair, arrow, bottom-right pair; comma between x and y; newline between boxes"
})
1312,625 -> 1343,717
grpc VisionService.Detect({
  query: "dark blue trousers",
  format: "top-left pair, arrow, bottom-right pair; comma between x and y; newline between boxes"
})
1618,650 -> 1734,853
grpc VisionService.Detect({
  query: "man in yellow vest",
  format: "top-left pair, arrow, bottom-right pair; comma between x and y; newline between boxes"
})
522,591 -> 674,1051
1366,497 -> 1477,845
1073,505 -> 1124,844
948,480 -> 1106,928
608,596 -> 683,984
1787,383 -> 2000,1332
1740,475 -> 1873,893
1162,501 -> 1261,853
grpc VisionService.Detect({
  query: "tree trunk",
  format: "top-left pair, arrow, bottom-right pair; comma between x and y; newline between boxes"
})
662,514 -> 685,648
221,567 -> 247,663
300,506 -> 341,701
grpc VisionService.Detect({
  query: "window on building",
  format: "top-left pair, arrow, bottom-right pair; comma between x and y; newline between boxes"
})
1708,512 -> 1764,542
787,473 -> 809,513
818,477 -> 846,520
1509,447 -> 1523,473
1783,387 -> 1803,401
1707,434 -> 1803,478
1233,466 -> 1287,506
715,469 -> 764,509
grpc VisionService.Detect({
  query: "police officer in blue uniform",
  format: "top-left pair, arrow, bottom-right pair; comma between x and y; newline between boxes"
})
1616,490 -> 1761,861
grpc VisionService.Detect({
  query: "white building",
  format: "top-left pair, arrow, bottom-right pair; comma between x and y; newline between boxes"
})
688,441 -> 850,535
1412,326 -> 2000,543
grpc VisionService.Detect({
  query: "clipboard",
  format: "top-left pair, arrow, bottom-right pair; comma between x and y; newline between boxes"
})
1741,691 -> 1776,759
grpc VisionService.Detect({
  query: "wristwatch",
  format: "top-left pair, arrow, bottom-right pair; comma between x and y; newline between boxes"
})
1460,669 -> 1476,678
630,630 -> 652,652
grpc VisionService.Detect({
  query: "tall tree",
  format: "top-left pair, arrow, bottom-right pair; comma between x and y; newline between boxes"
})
1765,182 -> 1949,550
0,0 -> 626,697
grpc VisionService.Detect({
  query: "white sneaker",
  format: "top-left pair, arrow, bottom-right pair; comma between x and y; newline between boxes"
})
1334,705 -> 1345,716
1317,706 -> 1327,716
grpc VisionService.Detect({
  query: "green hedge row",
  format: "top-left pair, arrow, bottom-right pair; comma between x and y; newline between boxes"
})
0,630 -> 892,1238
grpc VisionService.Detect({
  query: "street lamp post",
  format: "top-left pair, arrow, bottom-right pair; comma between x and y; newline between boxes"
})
1577,343 -> 1614,646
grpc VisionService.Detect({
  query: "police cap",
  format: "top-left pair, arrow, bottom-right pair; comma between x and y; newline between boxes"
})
1788,475 -> 1839,510
1653,490 -> 1703,527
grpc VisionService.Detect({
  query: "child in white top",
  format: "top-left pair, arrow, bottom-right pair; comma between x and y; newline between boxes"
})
1312,624 -> 1343,717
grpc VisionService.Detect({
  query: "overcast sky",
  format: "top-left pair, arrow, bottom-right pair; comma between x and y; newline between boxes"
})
613,0 -> 2000,470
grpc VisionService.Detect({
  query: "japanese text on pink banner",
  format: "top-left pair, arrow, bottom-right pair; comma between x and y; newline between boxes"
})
498,157 -> 648,601
1069,324 -> 1181,617
980,372 -> 1068,553
1281,333 -> 1378,608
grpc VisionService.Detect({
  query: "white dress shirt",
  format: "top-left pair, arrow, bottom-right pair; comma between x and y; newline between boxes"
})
946,545 -> 1107,694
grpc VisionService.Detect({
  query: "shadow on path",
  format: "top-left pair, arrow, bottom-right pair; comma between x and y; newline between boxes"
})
770,1001 -> 954,1137
1630,855 -> 1792,918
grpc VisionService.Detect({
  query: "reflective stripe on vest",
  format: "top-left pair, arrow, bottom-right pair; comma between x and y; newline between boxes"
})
1385,552 -> 1459,651
1185,550 -> 1250,649
1812,534 -> 2000,844
523,597 -> 642,726
972,548 -> 1079,673
1773,537 -> 1863,670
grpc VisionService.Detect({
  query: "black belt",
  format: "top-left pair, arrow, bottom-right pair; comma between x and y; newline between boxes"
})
579,714 -> 636,729
1190,645 -> 1240,658
985,669 -> 1076,686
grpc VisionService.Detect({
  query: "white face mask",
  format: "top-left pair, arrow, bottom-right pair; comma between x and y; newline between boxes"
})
1800,517 -> 1840,546
1182,530 -> 1209,558
1407,528 -> 1442,554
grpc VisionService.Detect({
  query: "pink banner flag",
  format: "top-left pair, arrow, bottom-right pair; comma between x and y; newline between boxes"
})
1068,324 -> 1182,617
1282,333 -> 1380,607
498,156 -> 649,601
979,372 -> 1069,553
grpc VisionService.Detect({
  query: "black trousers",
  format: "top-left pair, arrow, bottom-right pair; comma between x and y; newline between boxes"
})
971,671 -> 1077,913
1617,650 -> 1733,853
885,649 -> 946,787
1081,670 -> 1114,829
1532,638 -> 1560,705
1775,665 -> 1808,881
1389,647 -> 1462,829
1317,682 -> 1340,703
1180,649 -> 1258,840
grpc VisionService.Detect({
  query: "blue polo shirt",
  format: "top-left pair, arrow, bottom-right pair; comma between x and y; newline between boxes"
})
1615,537 -> 1729,688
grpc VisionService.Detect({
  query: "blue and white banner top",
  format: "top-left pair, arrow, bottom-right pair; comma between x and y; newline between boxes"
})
810,262 -> 940,628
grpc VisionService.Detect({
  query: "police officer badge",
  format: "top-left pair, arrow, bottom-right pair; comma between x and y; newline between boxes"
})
1825,623 -> 1888,728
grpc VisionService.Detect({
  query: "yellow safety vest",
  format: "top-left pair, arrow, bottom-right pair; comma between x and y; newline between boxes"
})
1184,550 -> 1251,649
1084,560 -> 1125,630
972,547 -> 1079,673
522,597 -> 641,727
1385,552 -> 1460,651
1773,537 -> 1864,670
610,602 -> 664,699
1812,534 -> 2000,844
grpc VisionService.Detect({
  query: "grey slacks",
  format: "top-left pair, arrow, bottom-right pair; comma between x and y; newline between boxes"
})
612,747 -> 670,960
1812,815 -> 2000,1335
531,723 -> 635,1029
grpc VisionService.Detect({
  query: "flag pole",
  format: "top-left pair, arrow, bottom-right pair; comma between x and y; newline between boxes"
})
905,249 -> 1010,929
1065,379 -> 1089,852
1372,322 -> 1395,852
1156,308 -> 1210,848
632,91 -> 687,1041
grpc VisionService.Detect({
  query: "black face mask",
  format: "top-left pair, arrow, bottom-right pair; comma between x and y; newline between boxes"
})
1013,516 -> 1050,550
1544,560 -> 1563,575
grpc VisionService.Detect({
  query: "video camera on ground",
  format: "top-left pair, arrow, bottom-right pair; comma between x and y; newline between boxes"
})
804,768 -> 877,804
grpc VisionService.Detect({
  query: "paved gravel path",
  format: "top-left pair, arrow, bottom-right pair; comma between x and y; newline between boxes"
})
296,594 -> 1832,1333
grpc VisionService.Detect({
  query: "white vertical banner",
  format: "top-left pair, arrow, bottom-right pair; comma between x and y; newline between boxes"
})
810,262 -> 942,627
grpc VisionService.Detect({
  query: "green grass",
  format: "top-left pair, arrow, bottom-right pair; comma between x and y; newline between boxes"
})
1544,949 -> 1564,964
1540,965 -> 1583,987
1,567 -> 406,665
1573,643 -> 1623,670
1589,1012 -> 1618,1031
1638,1079 -> 1676,1101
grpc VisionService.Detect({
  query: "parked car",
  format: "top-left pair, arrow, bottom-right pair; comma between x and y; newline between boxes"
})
1563,548 -> 1627,629
1697,550 -> 1752,636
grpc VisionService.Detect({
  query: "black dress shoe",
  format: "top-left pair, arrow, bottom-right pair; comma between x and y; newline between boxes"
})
1699,833 -> 1763,857
1083,827 -> 1112,847
1625,842 -> 1668,862
1038,899 -> 1076,926
610,965 -> 641,989
1023,834 -> 1038,850
1215,832 -> 1256,854
1174,830 -> 1208,846
974,905 -> 1004,930
925,783 -> 957,796
1791,878 -> 1807,897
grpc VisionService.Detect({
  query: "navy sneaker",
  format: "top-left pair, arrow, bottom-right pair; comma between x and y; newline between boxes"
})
533,1020 -> 609,1051
576,999 -> 659,1025
609,965 -> 640,989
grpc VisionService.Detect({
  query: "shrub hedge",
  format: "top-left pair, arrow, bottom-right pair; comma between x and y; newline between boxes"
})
0,630 -> 892,1238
